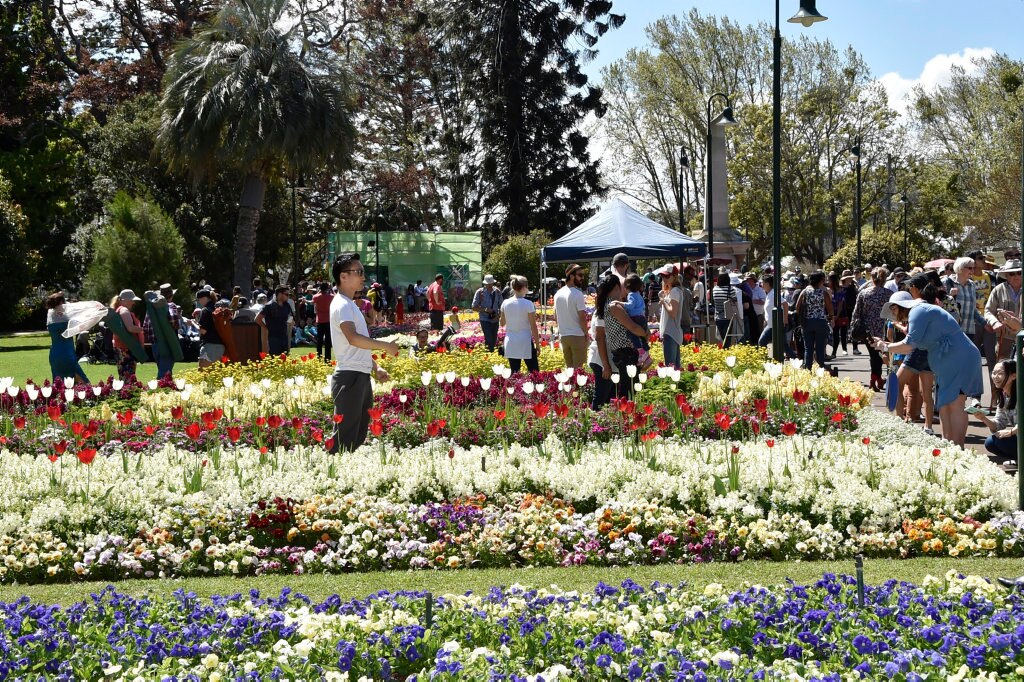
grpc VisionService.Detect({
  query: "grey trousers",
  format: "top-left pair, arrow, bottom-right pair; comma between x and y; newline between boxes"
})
330,369 -> 373,453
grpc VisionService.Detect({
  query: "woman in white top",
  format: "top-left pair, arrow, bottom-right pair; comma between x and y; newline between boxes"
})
657,265 -> 685,368
500,274 -> 540,373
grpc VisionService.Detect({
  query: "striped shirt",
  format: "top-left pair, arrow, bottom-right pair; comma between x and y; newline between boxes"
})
712,285 -> 736,321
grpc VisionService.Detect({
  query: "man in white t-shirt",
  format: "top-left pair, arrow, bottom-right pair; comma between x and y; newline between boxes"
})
328,253 -> 399,453
554,263 -> 590,368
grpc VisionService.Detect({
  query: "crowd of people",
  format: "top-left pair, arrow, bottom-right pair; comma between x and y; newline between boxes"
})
41,246 -> 1023,459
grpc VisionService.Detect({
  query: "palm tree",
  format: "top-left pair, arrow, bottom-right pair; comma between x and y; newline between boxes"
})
157,0 -> 355,294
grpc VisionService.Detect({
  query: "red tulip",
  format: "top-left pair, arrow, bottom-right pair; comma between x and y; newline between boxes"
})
332,414 -> 344,424
731,445 -> 740,454
311,428 -> 323,443
675,394 -> 687,409
932,448 -> 941,457
13,417 -> 25,430
325,438 -> 335,451
643,404 -> 654,416
221,355 -> 231,363
267,415 -> 284,429
448,447 -> 455,459
754,399 -> 768,414
714,413 -> 732,431
831,413 -> 845,424
368,407 -> 384,421
683,333 -> 693,342
751,420 -> 761,435
369,421 -> 383,436
531,402 -> 550,418
76,448 -> 96,465
212,408 -> 224,421
657,417 -> 672,431
493,410 -> 506,421
48,454 -> 59,463
185,422 -> 202,441
47,404 -> 62,421
256,417 -> 267,428
54,440 -> 68,454
117,410 -> 134,426
171,406 -> 184,420
693,407 -> 704,419
781,421 -> 798,437
144,425 -> 156,436
765,438 -> 775,448
862,437 -> 871,445
792,390 -> 809,405
427,421 -> 441,438
555,404 -> 570,419
226,427 -> 241,443
291,417 -> 302,430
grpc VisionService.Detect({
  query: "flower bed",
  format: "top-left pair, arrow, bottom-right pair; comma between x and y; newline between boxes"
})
3,573 -> 1023,680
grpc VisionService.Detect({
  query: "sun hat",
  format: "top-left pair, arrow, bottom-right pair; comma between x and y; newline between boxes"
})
118,289 -> 141,302
483,274 -> 496,285
997,259 -> 1022,274
881,291 -> 922,321
840,270 -> 855,283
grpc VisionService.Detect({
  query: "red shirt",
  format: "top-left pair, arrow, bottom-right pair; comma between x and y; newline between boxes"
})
427,281 -> 445,311
312,291 -> 334,324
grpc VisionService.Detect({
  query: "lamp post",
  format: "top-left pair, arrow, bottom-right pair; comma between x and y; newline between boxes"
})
849,136 -> 863,269
677,146 -> 690,231
771,0 -> 827,362
705,93 -> 737,262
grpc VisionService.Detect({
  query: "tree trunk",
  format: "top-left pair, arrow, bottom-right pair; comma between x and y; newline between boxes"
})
234,173 -> 267,297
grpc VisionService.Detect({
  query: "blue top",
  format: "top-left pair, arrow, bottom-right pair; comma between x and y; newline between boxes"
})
904,303 -> 982,408
623,291 -> 645,318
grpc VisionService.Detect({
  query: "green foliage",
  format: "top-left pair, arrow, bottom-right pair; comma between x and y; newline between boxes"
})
0,172 -> 38,325
823,230 -> 931,274
482,230 -> 552,285
83,193 -> 191,303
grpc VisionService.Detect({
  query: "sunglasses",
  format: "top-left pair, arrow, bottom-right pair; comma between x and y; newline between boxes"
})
344,269 -> 365,276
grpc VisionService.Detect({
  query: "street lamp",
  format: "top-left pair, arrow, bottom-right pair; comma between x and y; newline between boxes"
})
849,136 -> 863,270
677,146 -> 690,231
898,194 -> 909,266
770,0 -> 827,362
705,93 -> 738,262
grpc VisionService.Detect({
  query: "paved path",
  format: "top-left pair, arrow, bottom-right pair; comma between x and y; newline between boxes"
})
821,343 -> 1017,474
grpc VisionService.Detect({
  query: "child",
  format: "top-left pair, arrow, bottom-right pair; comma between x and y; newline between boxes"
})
623,274 -> 651,369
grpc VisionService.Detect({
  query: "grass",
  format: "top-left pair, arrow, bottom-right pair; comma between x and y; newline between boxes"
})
2,558 -> 1021,606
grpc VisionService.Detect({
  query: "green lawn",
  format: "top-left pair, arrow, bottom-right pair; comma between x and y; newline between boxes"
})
0,333 -> 319,386
2,558 -> 1021,606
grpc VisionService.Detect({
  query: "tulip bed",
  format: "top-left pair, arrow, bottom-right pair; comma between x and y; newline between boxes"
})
3,572 -> 1024,680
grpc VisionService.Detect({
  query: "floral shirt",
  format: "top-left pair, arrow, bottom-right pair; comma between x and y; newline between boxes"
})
851,284 -> 893,339
800,287 -> 827,321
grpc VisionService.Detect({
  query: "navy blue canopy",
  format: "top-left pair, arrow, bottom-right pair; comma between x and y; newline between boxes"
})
541,198 -> 707,263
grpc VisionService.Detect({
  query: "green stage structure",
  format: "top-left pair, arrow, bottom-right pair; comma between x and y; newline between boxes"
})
327,231 -> 483,309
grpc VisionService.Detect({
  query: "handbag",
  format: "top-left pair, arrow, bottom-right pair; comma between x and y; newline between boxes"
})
835,316 -> 850,327
850,318 -> 869,344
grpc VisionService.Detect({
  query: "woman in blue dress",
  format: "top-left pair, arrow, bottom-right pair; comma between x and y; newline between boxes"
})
872,296 -> 981,447
45,293 -> 89,385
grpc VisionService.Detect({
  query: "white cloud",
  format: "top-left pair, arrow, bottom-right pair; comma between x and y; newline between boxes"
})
878,47 -> 996,116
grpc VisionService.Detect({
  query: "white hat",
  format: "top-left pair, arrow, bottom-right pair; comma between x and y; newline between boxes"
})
655,263 -> 678,277
997,259 -> 1022,274
118,289 -> 141,302
881,291 -> 921,321
483,274 -> 496,285
729,273 -> 742,286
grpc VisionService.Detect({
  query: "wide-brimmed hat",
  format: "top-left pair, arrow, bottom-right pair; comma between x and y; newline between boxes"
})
997,259 -> 1022,274
881,291 -> 921,321
483,274 -> 496,285
565,263 -> 583,278
840,270 -> 855,283
159,283 -> 177,296
118,289 -> 141,302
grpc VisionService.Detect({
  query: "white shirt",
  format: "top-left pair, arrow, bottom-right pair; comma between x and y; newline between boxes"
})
501,296 -> 536,360
659,287 -> 683,343
329,293 -> 373,373
586,315 -> 605,369
750,284 -> 767,315
553,285 -> 587,337
884,280 -> 899,293
763,293 -> 775,331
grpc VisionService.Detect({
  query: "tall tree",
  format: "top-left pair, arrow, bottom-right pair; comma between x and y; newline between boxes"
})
444,0 -> 621,241
157,0 -> 358,294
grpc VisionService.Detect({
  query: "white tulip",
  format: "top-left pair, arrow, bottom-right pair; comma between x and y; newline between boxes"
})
435,374 -> 444,385
6,385 -> 18,397
656,366 -> 668,378
112,379 -> 124,391
763,362 -> 784,379
291,389 -> 300,399
294,375 -> 305,386
399,394 -> 408,404
638,373 -> 648,384
670,369 -> 682,382
41,386 -> 53,398
445,371 -> 456,384
576,374 -> 588,387
76,390 -> 86,400
261,378 -> 272,388
611,373 -> 620,384
492,364 -> 505,376
26,387 -> 38,401
92,386 -> 102,396
814,367 -> 826,378
63,377 -> 74,388
421,371 -> 433,386
507,386 -> 515,395
479,377 -> 492,391
633,382 -> 643,392
321,385 -> 330,397
729,379 -> 739,390
285,378 -> 295,387
626,364 -> 638,378
562,382 -> 573,393
175,379 -> 186,390
148,380 -> 159,390
64,389 -> 75,403
522,382 -> 535,394
725,355 -> 737,368
181,391 -> 191,402
460,377 -> 470,387
535,382 -> 546,394
564,367 -> 575,378
789,358 -> 803,370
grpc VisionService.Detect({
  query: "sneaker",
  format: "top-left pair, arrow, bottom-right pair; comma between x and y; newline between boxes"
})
852,348 -> 862,355
923,428 -> 935,436
842,349 -> 849,356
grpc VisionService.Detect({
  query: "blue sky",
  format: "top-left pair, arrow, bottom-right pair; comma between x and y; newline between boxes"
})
584,0 -> 1024,110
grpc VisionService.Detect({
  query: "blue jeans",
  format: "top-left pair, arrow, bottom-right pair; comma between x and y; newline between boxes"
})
662,335 -> 680,369
590,362 -> 614,410
480,320 -> 499,352
153,340 -> 175,380
985,433 -> 1018,459
758,326 -> 797,358
802,318 -> 829,369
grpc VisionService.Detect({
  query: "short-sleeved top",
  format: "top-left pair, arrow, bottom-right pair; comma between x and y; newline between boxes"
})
313,292 -> 334,324
427,281 -> 445,311
800,287 -> 827,321
330,293 -> 373,374
501,296 -> 536,359
199,304 -> 223,345
553,285 -> 587,337
972,272 -> 992,313
904,302 -> 983,408
659,287 -> 684,343
261,300 -> 292,341
472,286 -> 502,323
